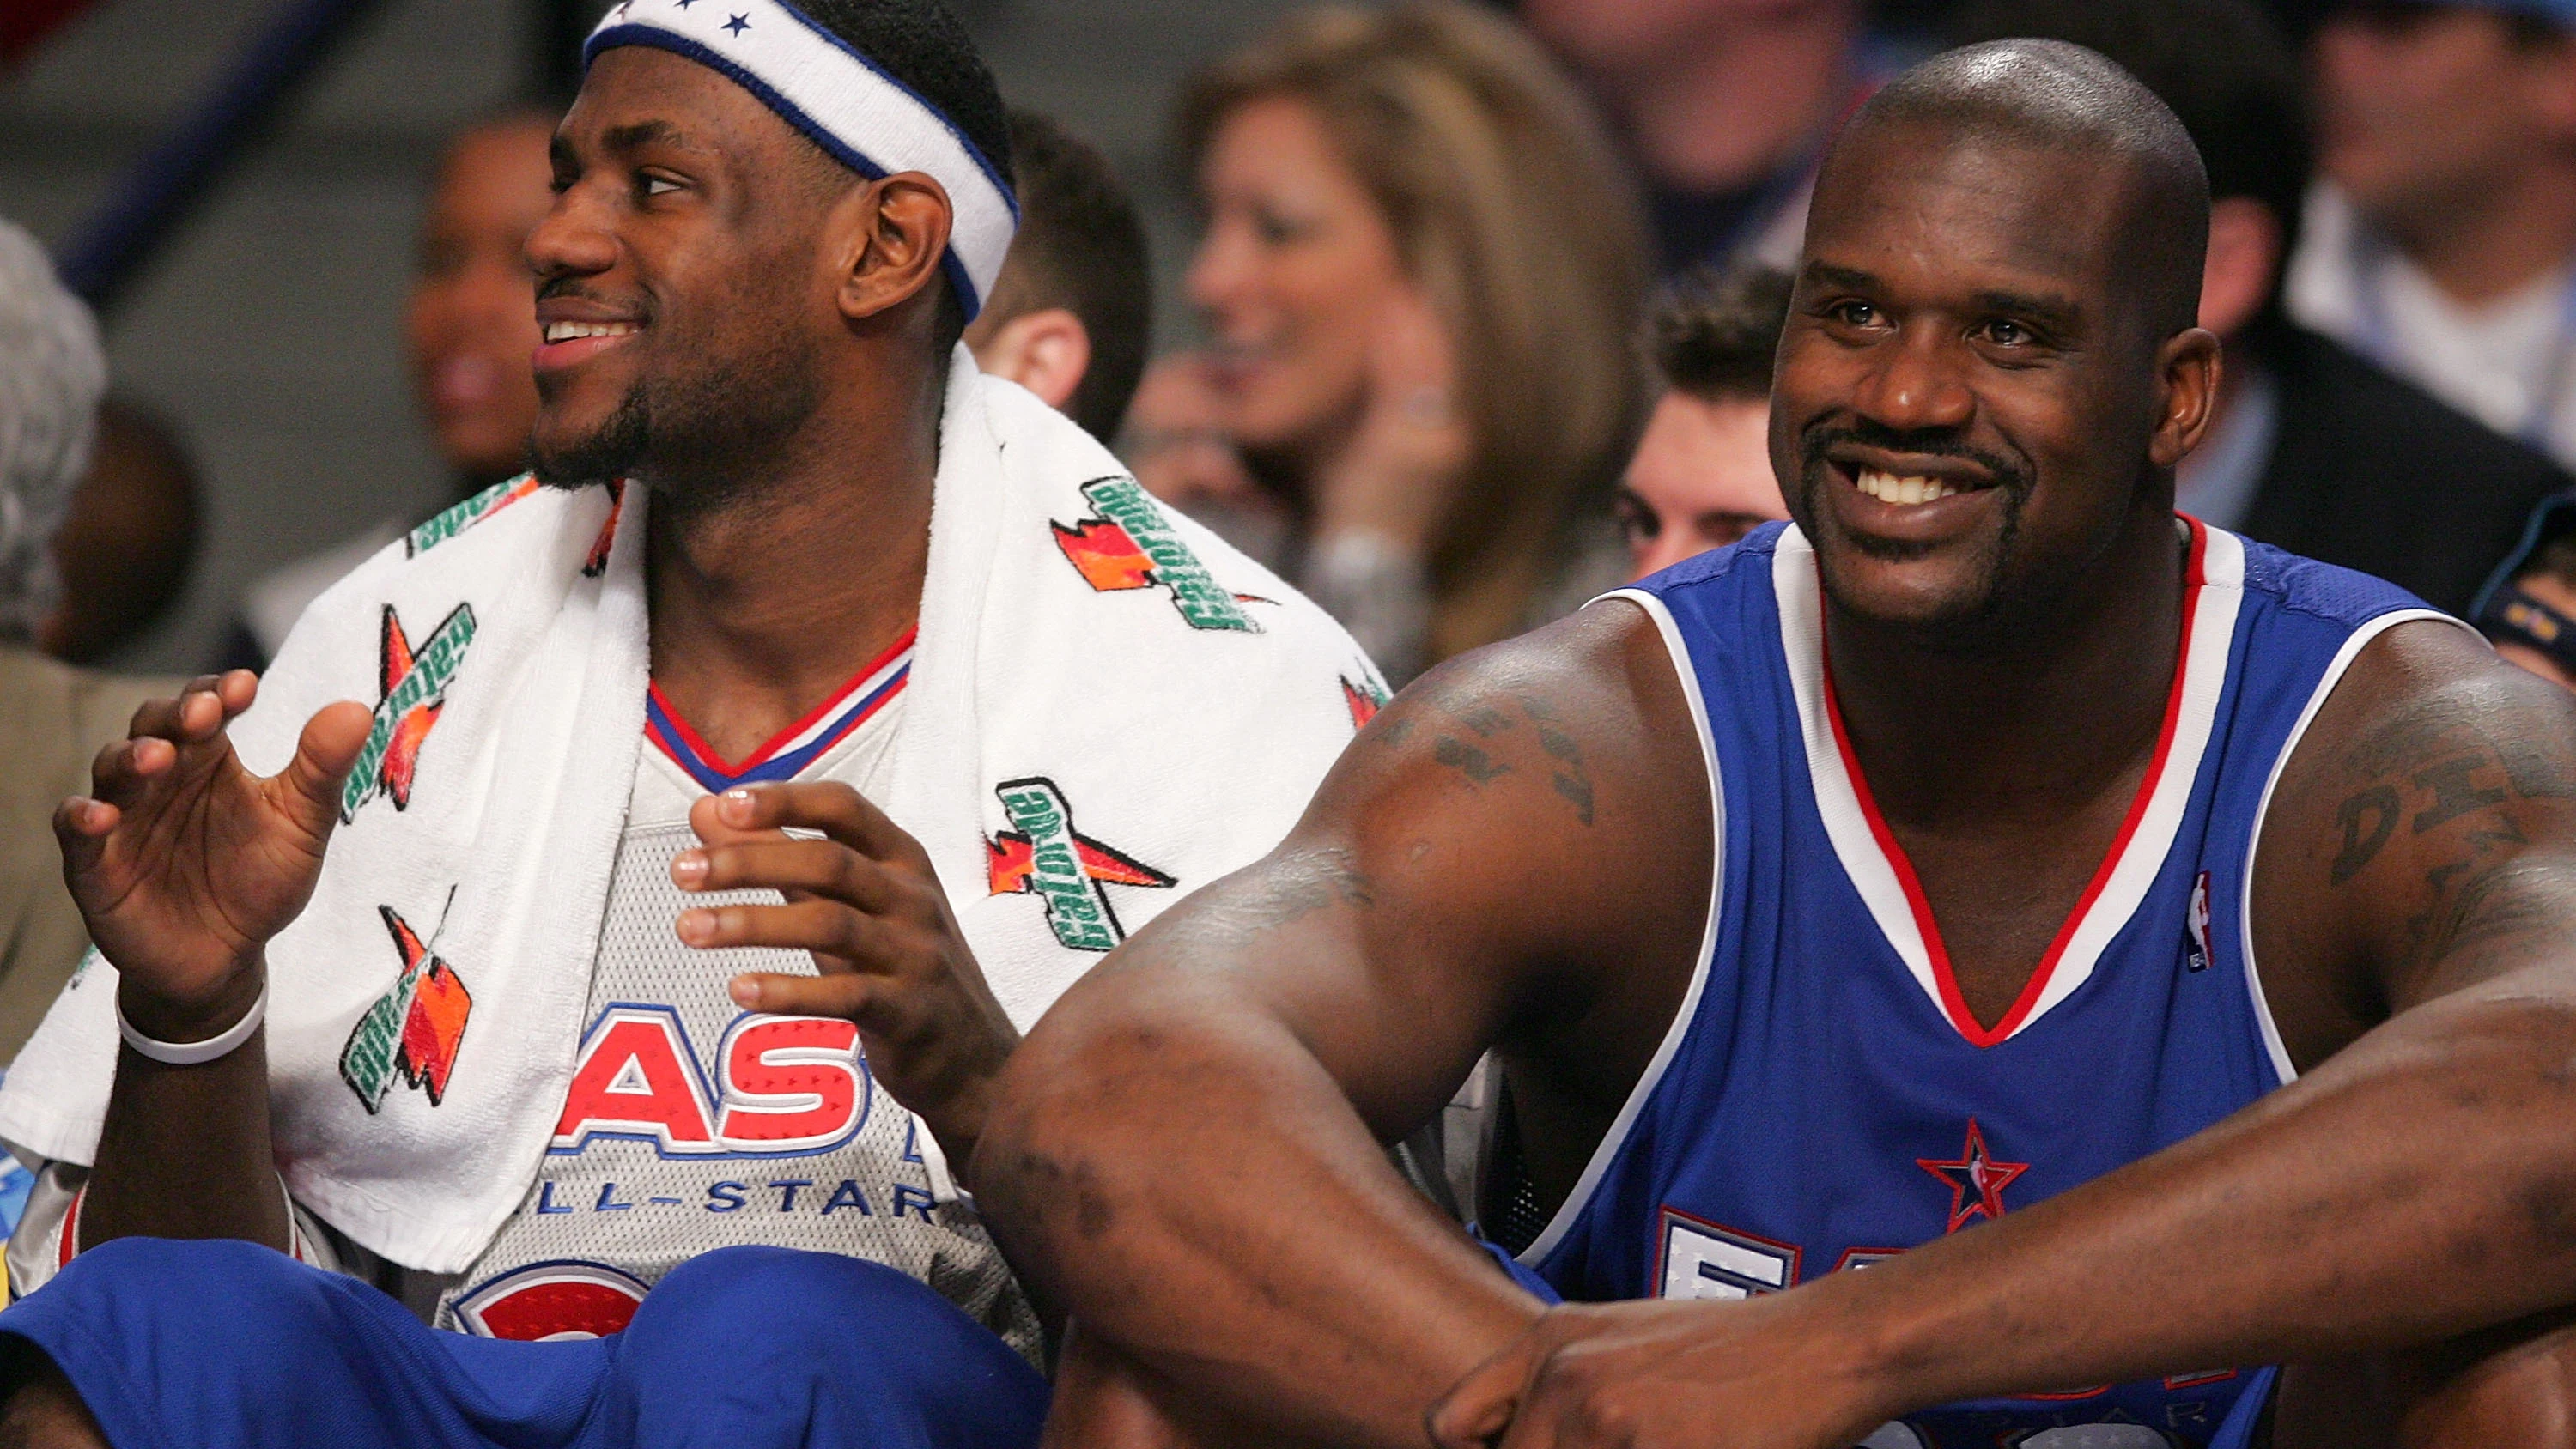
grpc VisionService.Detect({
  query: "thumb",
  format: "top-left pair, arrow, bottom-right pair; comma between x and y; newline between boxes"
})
276,700 -> 374,833
1425,1334 -> 1542,1449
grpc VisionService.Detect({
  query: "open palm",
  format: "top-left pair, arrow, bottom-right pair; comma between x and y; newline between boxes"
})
57,672 -> 371,1017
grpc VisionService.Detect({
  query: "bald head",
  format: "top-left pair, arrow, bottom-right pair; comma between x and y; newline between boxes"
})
1837,39 -> 2210,336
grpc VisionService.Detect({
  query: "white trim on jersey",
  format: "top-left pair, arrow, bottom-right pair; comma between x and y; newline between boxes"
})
1516,590 -> 1725,1269
1775,522 -> 2243,1047
2236,606 -> 2476,1086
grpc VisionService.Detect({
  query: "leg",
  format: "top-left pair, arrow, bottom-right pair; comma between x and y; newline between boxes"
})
2394,1311 -> 2576,1447
0,1237 -> 612,1449
613,1246 -> 1049,1449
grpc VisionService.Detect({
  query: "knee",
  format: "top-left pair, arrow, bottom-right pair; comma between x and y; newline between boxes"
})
631,1246 -> 958,1346
622,1249 -> 1047,1446
34,1238 -> 325,1335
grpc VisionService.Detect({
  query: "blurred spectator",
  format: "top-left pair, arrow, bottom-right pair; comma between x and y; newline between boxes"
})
37,396 -> 199,664
1124,351 -> 1288,565
223,104 -> 556,670
1957,0 -> 2571,615
963,110 -> 1152,445
0,219 -> 177,1058
1171,0 -> 1650,682
1519,0 -> 1893,275
2287,0 -> 2576,467
2474,493 -> 2576,688
1619,264 -> 1792,579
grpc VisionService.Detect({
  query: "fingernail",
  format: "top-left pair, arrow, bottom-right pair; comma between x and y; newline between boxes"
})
677,909 -> 714,944
671,851 -> 707,886
720,788 -> 755,822
728,977 -> 759,1007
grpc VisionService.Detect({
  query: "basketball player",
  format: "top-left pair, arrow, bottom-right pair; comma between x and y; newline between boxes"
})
0,0 -> 1368,1444
978,41 -> 2576,1446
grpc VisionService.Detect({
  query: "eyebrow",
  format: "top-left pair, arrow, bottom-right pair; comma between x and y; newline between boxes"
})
1801,263 -> 1879,293
601,119 -> 707,155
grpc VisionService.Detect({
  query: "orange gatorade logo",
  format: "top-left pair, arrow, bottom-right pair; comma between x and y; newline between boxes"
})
1343,674 -> 1389,730
1051,477 -> 1260,632
986,777 -> 1175,951
340,906 -> 475,1113
342,603 -> 476,822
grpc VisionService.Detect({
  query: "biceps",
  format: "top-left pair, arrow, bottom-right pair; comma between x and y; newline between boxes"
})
1108,845 -> 1516,1142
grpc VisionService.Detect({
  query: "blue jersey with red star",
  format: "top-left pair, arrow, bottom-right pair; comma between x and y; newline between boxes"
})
1524,519 -> 2454,1448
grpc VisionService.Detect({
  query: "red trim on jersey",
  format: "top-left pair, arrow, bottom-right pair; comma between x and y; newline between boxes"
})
1820,519 -> 2210,1049
646,625 -> 916,778
57,1185 -> 79,1269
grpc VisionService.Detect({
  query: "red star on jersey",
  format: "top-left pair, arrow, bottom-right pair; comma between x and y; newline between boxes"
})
1917,1119 -> 2028,1234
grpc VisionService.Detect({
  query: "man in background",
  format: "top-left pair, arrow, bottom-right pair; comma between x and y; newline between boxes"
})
37,399 -> 199,667
0,221 -> 174,1060
224,105 -> 556,670
1618,264 -> 1792,579
964,110 -> 1151,446
1520,0 -> 1891,274
2288,0 -> 2576,468
1960,0 -> 2570,615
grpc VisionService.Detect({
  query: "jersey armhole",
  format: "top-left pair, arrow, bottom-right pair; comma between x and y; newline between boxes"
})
2239,609 -> 2476,1085
1514,591 -> 1725,1267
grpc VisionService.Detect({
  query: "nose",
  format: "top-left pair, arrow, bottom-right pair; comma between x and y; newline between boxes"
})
526,184 -> 616,286
1186,214 -> 1255,322
1848,330 -> 1975,437
1632,532 -> 1701,581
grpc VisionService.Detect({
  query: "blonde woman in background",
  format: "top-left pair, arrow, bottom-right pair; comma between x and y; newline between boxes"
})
1134,1 -> 1651,683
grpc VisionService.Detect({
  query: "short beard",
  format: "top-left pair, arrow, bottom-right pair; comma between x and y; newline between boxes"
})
533,385 -> 649,490
1789,420 -> 2041,651
530,330 -> 823,511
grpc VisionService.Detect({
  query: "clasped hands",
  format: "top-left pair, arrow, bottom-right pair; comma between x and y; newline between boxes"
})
1425,1292 -> 1893,1449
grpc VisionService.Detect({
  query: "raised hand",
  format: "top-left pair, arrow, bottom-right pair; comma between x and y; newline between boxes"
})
56,671 -> 372,1040
671,782 -> 1019,1165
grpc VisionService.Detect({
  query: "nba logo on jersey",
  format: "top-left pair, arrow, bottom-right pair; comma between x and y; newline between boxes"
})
2186,871 -> 2214,973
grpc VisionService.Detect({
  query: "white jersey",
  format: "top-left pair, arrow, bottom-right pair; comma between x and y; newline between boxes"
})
12,632 -> 1040,1356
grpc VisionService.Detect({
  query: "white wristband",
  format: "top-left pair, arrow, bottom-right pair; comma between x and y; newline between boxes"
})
116,981 -> 267,1066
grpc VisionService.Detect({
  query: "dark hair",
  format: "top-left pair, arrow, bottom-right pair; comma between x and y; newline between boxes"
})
792,0 -> 1014,347
1647,265 -> 1793,403
982,111 -> 1151,442
1949,0 -> 2307,353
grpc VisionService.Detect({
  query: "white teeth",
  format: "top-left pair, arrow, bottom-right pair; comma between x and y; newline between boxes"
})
543,320 -> 640,344
1855,468 -> 1960,506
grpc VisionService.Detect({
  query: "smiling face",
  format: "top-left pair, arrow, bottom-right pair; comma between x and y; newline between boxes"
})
1185,94 -> 1420,459
1772,119 -> 2199,636
408,114 -> 554,489
526,47 -> 852,491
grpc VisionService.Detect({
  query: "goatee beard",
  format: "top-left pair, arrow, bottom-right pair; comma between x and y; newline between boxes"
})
533,387 -> 649,489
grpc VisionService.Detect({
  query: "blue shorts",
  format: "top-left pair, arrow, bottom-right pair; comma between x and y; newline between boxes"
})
0,1239 -> 1047,1449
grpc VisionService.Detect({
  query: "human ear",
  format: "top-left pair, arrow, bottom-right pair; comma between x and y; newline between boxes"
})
830,173 -> 954,326
2148,326 -> 2223,471
967,307 -> 1093,412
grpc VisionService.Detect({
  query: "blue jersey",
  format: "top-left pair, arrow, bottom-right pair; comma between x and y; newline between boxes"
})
1523,519 -> 2452,1448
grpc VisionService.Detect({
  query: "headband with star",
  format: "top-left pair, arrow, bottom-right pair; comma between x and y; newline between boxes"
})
585,0 -> 1018,320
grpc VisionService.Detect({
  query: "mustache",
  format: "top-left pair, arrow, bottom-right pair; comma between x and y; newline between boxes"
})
534,276 -> 651,317
1796,420 -> 2032,496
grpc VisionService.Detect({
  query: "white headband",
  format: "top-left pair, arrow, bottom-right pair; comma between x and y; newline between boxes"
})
585,0 -> 1018,320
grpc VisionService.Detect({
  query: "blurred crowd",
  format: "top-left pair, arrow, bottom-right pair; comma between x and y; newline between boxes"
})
15,0 -> 2576,1044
